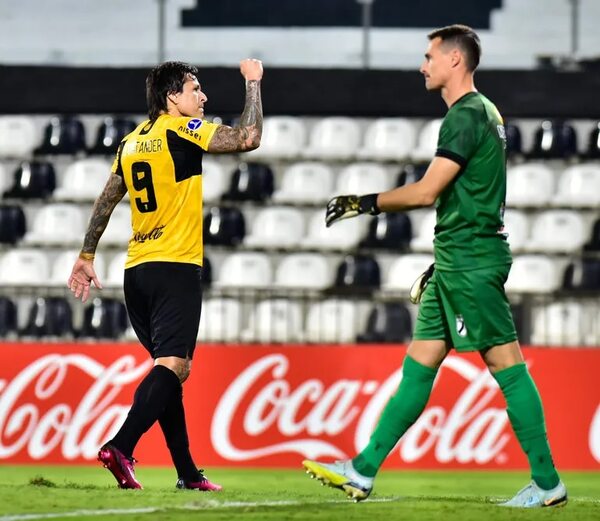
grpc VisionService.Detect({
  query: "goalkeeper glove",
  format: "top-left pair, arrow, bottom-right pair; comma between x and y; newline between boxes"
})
325,193 -> 380,227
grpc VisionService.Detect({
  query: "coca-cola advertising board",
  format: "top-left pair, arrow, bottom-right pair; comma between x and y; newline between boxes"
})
0,343 -> 598,469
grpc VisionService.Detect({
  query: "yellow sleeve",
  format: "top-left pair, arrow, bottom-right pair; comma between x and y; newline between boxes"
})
171,117 -> 220,151
110,142 -> 124,177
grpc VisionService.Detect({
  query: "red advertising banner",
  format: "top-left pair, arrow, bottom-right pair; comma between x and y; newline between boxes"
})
0,343 -> 598,470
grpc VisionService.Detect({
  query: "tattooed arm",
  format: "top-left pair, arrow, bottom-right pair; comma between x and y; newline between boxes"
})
208,59 -> 263,153
67,173 -> 127,302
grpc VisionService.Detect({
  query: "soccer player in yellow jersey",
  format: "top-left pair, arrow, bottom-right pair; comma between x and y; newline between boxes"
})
68,58 -> 263,491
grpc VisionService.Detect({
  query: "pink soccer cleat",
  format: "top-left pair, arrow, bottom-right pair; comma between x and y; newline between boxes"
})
176,469 -> 222,492
97,443 -> 143,489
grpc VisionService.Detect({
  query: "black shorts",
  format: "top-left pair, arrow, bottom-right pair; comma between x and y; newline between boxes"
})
123,262 -> 203,360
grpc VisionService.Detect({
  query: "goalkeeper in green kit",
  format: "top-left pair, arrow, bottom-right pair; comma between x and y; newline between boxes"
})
303,24 -> 566,508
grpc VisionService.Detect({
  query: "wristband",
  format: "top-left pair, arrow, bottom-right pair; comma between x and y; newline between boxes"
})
79,252 -> 95,261
358,193 -> 381,215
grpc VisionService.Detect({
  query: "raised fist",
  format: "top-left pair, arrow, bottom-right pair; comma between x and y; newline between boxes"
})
240,58 -> 263,81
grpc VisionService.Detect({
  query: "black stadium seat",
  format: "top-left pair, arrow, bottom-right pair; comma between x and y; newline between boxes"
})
0,297 -> 17,338
333,254 -> 381,291
80,298 -> 128,339
22,297 -> 74,338
586,121 -> 600,159
0,205 -> 26,244
4,161 -> 56,199
361,213 -> 412,250
357,303 -> 413,343
223,162 -> 274,202
35,116 -> 86,155
529,120 -> 577,159
203,206 -> 246,246
88,116 -> 137,155
504,122 -> 523,157
563,259 -> 600,291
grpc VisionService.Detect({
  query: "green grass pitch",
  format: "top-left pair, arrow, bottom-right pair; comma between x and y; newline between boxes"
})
0,466 -> 598,520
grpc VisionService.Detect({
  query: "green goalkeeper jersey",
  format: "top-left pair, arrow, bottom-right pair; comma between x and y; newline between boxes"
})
433,91 -> 512,271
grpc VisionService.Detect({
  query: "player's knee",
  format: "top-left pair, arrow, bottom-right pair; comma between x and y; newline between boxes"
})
154,356 -> 188,383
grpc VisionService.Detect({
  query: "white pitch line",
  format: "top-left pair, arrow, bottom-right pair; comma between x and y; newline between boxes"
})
0,497 -> 401,521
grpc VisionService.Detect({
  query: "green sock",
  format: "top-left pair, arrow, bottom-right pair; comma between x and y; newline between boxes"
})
353,355 -> 437,477
493,363 -> 560,490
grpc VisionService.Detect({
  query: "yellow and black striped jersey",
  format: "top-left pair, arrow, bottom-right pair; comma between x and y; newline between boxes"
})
111,114 -> 219,268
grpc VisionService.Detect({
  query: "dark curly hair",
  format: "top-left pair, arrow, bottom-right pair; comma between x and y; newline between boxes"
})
146,61 -> 199,121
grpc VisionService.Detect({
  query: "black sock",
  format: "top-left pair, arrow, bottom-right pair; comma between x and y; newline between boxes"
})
159,388 -> 199,481
110,365 -> 181,458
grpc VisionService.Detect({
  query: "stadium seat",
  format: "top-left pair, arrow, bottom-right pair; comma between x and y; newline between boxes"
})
244,207 -> 304,248
527,210 -> 587,253
274,253 -> 331,290
241,299 -> 303,343
80,298 -> 128,339
4,161 -> 56,199
553,164 -> 600,207
100,204 -> 131,246
0,205 -> 26,244
214,252 -> 272,288
223,162 -> 274,202
23,204 -> 85,246
53,158 -> 111,201
360,213 -> 412,250
88,116 -> 137,155
357,118 -> 417,161
0,297 -> 17,338
505,255 -> 561,294
201,159 -> 230,202
203,206 -> 246,246
586,121 -> 600,159
411,119 -> 443,162
35,116 -> 87,155
584,217 -> 600,252
502,210 -> 529,253
396,163 -> 428,187
562,259 -> 600,291
0,249 -> 50,286
410,210 -> 436,252
105,252 -> 127,288
334,163 -> 393,196
301,210 -> 366,250
248,116 -> 306,159
531,301 -> 588,346
22,297 -> 73,338
0,116 -> 38,158
305,299 -> 358,343
49,250 -> 106,287
528,120 -> 577,159
272,162 -> 334,204
504,122 -> 523,157
357,302 -> 413,343
198,298 -> 242,342
303,117 -> 361,160
201,256 -> 212,286
333,254 -> 381,291
506,163 -> 554,207
383,253 -> 435,291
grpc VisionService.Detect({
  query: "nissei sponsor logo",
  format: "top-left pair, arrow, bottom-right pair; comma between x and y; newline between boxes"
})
187,118 -> 203,131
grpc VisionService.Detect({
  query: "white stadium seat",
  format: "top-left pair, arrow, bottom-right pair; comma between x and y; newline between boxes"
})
201,159 -> 230,202
49,250 -> 106,287
198,298 -> 242,342
305,299 -> 358,343
502,210 -> 529,253
506,163 -> 554,207
531,301 -> 591,346
53,158 -> 111,201
0,250 -> 49,286
272,162 -> 334,204
357,118 -> 417,161
301,210 -> 365,250
0,116 -> 38,158
527,210 -> 587,253
411,119 -> 443,161
274,253 -> 331,289
241,299 -> 303,343
553,164 -> 600,207
384,254 -> 435,291
105,252 -> 127,288
410,210 -> 436,252
214,252 -> 272,288
505,255 -> 561,294
244,207 -> 304,248
334,163 -> 393,196
303,117 -> 361,160
23,204 -> 85,246
248,116 -> 306,159
101,204 -> 131,246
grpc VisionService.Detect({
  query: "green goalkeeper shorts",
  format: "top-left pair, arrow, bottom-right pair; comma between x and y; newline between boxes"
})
413,264 -> 517,352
